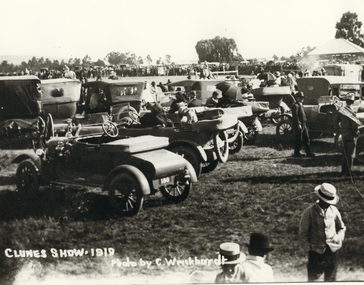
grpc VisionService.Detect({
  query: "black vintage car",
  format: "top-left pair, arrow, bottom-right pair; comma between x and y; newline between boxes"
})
12,125 -> 197,216
0,76 -> 53,148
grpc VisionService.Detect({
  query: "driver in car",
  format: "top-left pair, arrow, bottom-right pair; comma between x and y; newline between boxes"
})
140,102 -> 173,127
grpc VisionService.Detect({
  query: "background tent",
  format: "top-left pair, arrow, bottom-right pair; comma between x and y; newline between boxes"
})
306,39 -> 364,61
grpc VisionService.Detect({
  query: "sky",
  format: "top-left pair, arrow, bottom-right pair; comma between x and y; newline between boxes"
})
1,0 -> 364,64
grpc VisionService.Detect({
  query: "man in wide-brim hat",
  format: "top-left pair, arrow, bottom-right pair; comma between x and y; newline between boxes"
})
215,242 -> 246,283
299,183 -> 346,281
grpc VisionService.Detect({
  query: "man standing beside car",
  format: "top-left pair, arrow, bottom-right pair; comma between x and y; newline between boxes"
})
334,92 -> 359,176
292,92 -> 315,157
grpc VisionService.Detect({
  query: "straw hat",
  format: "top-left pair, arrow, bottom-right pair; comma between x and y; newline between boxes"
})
219,242 -> 244,264
314,183 -> 339,204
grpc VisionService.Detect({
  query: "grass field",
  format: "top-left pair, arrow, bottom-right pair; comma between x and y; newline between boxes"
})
1,76 -> 364,284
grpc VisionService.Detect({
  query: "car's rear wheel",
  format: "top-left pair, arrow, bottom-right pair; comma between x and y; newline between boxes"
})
276,119 -> 294,143
213,131 -> 229,163
201,160 -> 219,173
108,173 -> 144,216
160,178 -> 191,203
16,159 -> 39,198
169,145 -> 202,177
229,131 -> 243,154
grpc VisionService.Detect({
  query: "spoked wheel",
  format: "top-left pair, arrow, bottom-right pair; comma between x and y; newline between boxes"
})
108,173 -> 144,216
201,160 -> 219,174
16,159 -> 39,198
160,177 -> 191,203
102,121 -> 119,137
276,119 -> 294,143
169,146 -> 202,177
213,131 -> 229,163
244,126 -> 258,145
229,131 -> 243,154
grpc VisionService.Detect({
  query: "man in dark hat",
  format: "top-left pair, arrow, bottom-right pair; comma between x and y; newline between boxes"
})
299,183 -> 346,281
235,233 -> 274,282
334,92 -> 359,176
292,91 -> 315,157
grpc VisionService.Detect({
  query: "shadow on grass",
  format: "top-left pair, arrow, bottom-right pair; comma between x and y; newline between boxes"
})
255,132 -> 337,153
223,171 -> 364,185
0,188 -> 115,222
0,185 -> 174,222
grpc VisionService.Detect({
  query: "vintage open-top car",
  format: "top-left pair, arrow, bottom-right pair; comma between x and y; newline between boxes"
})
12,125 -> 197,216
164,79 -> 269,145
75,80 -> 239,177
0,75 -> 53,148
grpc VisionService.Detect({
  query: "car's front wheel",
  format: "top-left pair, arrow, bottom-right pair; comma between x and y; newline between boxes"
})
160,177 -> 191,203
16,159 -> 39,198
108,173 -> 144,216
213,131 -> 229,163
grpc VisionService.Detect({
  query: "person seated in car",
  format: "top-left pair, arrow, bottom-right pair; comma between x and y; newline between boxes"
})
141,102 -> 173,127
168,90 -> 187,113
89,88 -> 109,113
188,90 -> 203,107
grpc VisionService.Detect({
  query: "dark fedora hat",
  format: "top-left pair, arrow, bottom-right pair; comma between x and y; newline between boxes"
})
246,233 -> 274,252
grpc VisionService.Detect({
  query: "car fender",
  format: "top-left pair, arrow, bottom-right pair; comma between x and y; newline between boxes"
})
184,159 -> 198,183
12,153 -> 42,172
238,120 -> 248,134
103,164 -> 151,195
253,117 -> 263,132
168,141 -> 208,163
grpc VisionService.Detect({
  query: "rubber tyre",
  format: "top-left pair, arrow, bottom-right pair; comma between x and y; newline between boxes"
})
108,173 -> 144,216
213,131 -> 229,163
169,145 -> 202,178
276,119 -> 294,143
16,159 -> 39,198
229,131 -> 243,154
201,160 -> 219,174
160,178 -> 191,203
244,126 -> 258,145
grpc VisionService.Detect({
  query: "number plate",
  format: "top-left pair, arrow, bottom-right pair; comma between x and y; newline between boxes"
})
160,177 -> 171,185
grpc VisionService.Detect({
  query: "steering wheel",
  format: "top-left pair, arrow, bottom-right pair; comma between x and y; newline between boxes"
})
102,120 -> 119,138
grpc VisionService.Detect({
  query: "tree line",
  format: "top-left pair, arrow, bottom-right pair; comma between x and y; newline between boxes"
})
1,11 -> 363,75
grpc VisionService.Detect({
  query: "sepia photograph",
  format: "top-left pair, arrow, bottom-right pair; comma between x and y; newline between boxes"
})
0,0 -> 364,284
